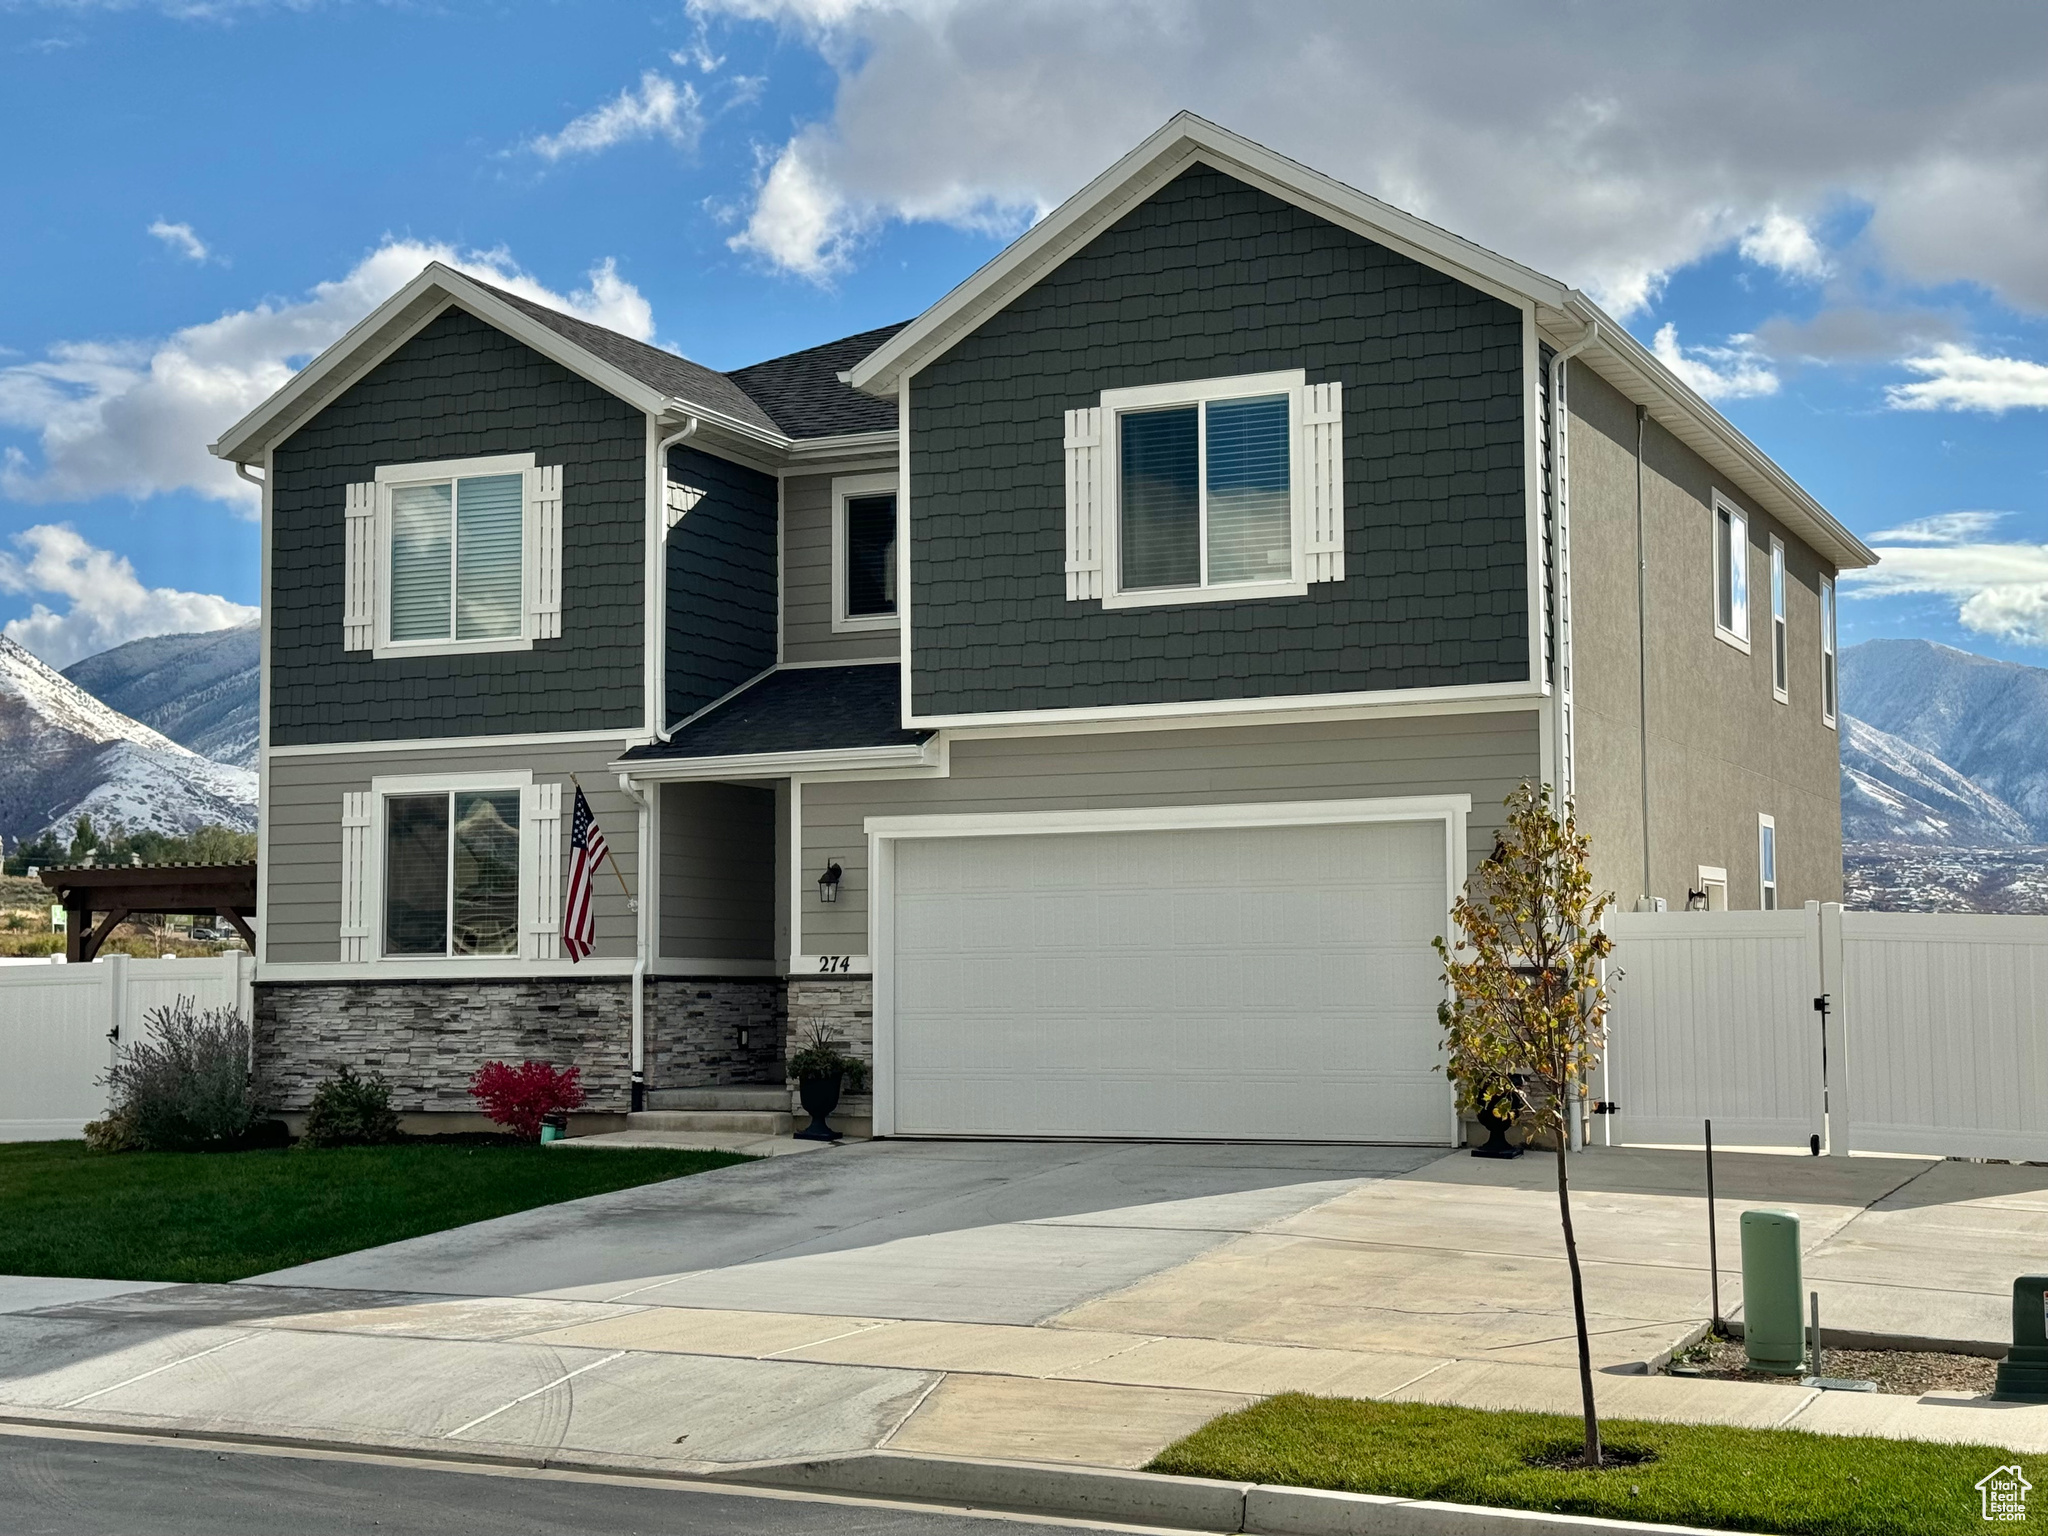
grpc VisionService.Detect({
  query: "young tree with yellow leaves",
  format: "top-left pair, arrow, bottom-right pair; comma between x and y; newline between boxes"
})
1435,783 -> 1617,1468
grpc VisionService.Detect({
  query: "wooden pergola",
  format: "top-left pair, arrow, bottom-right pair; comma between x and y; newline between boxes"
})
39,863 -> 258,963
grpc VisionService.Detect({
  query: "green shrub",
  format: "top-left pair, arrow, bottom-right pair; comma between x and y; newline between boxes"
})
83,1109 -> 142,1154
302,1067 -> 401,1147
102,995 -> 256,1150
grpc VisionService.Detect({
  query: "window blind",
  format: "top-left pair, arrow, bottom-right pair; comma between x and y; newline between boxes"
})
1119,406 -> 1199,590
390,484 -> 453,642
1205,394 -> 1291,583
456,474 -> 524,641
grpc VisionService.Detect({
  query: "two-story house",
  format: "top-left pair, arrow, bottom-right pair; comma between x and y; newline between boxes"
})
212,115 -> 1872,1142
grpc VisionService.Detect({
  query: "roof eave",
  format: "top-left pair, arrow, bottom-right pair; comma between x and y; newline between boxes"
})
613,740 -> 937,780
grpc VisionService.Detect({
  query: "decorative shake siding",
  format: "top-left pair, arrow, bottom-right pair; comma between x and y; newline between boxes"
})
907,163 -> 1530,718
269,305 -> 646,746
664,444 -> 778,725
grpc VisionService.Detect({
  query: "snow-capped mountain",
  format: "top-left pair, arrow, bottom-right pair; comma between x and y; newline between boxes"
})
1839,715 -> 2033,846
0,635 -> 257,847
62,621 -> 258,768
1841,639 -> 2048,841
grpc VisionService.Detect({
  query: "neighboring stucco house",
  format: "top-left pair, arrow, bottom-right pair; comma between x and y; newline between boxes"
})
211,115 -> 1872,1141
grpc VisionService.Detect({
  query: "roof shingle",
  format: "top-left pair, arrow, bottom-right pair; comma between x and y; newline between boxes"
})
622,662 -> 925,761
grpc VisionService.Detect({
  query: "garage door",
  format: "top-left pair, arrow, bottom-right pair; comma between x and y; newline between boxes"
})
883,817 -> 1451,1141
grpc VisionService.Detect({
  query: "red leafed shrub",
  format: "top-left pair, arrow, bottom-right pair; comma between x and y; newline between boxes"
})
468,1060 -> 585,1139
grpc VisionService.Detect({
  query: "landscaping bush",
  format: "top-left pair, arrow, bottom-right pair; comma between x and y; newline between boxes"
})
82,1108 -> 142,1154
100,996 -> 257,1151
302,1066 -> 401,1147
468,1060 -> 584,1140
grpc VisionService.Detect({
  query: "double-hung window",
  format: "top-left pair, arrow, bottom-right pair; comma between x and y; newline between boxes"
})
1062,370 -> 1345,608
342,452 -> 562,657
1757,814 -> 1778,910
1820,574 -> 1838,728
1769,535 -> 1788,702
832,473 -> 898,631
1713,495 -> 1750,651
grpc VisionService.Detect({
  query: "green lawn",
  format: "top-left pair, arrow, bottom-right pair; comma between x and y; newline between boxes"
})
1147,1394 -> 2020,1536
0,1140 -> 749,1284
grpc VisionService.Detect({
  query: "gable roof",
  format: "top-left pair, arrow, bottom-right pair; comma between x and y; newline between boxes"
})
209,263 -> 901,466
846,112 -> 1873,570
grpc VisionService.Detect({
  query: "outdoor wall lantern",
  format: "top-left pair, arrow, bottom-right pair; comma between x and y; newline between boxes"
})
1686,887 -> 1709,911
818,861 -> 842,903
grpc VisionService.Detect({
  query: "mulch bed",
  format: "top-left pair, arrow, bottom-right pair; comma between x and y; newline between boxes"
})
1667,1335 -> 1997,1396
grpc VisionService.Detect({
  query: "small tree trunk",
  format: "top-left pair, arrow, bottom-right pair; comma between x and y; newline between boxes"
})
1555,1138 -> 1602,1468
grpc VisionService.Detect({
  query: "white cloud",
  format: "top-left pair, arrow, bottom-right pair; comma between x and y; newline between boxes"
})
528,72 -> 704,161
1848,537 -> 2048,647
0,524 -> 257,668
1885,345 -> 2048,412
1651,324 -> 1780,401
148,220 -> 209,262
1737,211 -> 1828,281
697,0 -> 2048,314
0,243 -> 653,513
1869,511 -> 2006,544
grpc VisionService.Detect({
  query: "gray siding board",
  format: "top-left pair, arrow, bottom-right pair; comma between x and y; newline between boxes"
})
264,741 -> 642,964
269,306 -> 645,746
782,473 -> 898,664
909,164 -> 1529,718
660,781 -> 775,960
798,710 -> 1541,952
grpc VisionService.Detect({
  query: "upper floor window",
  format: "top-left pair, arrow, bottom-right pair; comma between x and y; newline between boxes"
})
342,452 -> 562,658
1062,370 -> 1345,609
832,472 -> 898,632
1820,574 -> 1839,729
1713,495 -> 1750,651
1769,535 -> 1788,702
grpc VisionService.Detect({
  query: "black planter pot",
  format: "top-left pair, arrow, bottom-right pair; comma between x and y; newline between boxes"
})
1471,1094 -> 1524,1159
794,1071 -> 843,1141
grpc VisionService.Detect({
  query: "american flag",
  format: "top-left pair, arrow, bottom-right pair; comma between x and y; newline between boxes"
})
563,785 -> 608,962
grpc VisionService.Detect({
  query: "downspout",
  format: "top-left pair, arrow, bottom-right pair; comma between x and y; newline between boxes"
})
617,771 -> 654,1113
652,414 -> 701,743
1635,403 -> 1653,908
1545,327 -> 1595,807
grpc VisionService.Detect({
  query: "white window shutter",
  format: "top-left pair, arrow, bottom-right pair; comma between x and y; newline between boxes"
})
530,464 -> 563,640
1302,382 -> 1345,584
524,781 -> 563,961
339,791 -> 371,963
343,483 -> 376,650
1064,407 -> 1105,601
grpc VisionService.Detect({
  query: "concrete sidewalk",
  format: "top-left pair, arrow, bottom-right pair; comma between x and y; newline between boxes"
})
2,1143 -> 2044,1480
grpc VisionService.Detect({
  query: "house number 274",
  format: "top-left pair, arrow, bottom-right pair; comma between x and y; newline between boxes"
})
817,955 -> 854,973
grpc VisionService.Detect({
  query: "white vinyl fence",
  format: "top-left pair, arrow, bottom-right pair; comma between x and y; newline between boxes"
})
1605,904 -> 2048,1162
0,953 -> 253,1141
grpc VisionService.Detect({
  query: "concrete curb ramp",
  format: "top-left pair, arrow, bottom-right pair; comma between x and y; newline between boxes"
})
715,1449 -> 1728,1536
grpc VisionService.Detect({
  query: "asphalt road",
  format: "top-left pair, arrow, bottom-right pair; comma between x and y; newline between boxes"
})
0,1430 -> 1141,1536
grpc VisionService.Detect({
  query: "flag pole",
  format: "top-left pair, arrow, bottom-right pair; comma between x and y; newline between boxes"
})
569,774 -> 634,902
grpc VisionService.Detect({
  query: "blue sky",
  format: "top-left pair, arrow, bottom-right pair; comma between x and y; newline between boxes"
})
2,1 -> 2043,671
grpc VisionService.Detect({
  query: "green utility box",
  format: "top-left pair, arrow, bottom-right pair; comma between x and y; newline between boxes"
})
1994,1275 -> 2048,1401
1741,1209 -> 1805,1374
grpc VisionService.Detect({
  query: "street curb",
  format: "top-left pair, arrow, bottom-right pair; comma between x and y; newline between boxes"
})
1719,1318 -> 2005,1359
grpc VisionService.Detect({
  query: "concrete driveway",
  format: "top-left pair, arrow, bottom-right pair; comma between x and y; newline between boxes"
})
4,1141 -> 2045,1476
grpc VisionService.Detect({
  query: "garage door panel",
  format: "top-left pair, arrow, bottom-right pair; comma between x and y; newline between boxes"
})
888,819 -> 1451,1142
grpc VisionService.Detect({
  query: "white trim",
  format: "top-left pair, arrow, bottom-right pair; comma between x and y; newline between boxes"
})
898,365 -> 916,735
269,728 -> 639,759
904,677 -> 1541,731
1097,369 -> 1312,610
782,430 -> 898,465
777,655 -> 899,671
864,792 -> 1471,1140
1757,813 -> 1779,911
257,446 -> 274,966
367,770 -> 534,962
259,958 -> 640,984
646,416 -> 665,737
775,474 -> 786,664
797,953 -> 871,976
616,741 -> 939,782
1769,534 -> 1789,704
371,452 -> 539,661
1695,863 -> 1729,912
788,777 -> 805,969
941,692 -> 1543,742
1523,306 -> 1547,700
778,454 -> 898,480
830,471 -> 902,633
1820,573 -> 1839,730
1712,492 -> 1752,654
651,957 -> 783,978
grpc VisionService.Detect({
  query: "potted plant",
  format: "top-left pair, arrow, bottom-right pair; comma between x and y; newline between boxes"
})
789,1022 -> 869,1141
1465,1068 -> 1525,1159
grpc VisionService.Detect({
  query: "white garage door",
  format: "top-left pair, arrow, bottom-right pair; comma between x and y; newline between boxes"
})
883,817 -> 1451,1141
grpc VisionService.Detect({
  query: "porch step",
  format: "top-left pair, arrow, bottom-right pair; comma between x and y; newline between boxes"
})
626,1109 -> 793,1135
645,1086 -> 790,1113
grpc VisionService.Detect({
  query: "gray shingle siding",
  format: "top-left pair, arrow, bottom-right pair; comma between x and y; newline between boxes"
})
664,445 -> 777,725
269,305 -> 645,745
908,164 -> 1529,717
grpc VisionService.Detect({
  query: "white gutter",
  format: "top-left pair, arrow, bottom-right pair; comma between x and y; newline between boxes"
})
616,770 -> 655,1113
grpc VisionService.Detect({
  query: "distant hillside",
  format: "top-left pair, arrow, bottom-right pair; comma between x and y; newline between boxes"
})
1839,715 -> 2033,845
63,621 -> 258,768
0,635 -> 256,847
